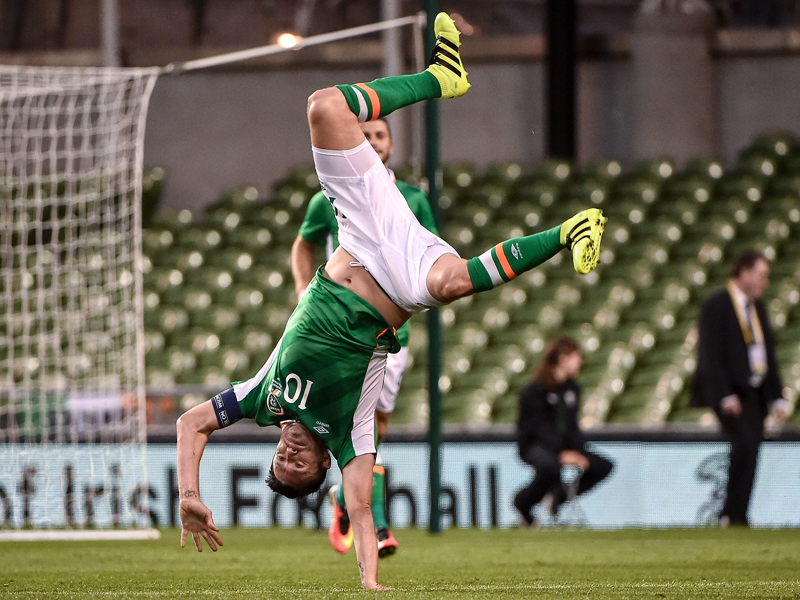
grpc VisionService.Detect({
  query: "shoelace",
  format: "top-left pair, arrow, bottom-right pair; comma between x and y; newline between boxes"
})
429,36 -> 462,76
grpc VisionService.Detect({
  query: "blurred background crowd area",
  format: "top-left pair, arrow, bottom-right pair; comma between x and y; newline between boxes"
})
138,130 -> 800,431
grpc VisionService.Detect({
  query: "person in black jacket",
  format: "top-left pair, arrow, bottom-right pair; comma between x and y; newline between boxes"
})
513,337 -> 613,526
692,250 -> 789,526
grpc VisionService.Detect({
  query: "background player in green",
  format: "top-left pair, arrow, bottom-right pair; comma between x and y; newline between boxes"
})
291,117 -> 437,559
176,12 -> 606,590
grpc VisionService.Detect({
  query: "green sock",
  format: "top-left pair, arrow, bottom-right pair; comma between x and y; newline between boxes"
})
336,72 -> 441,122
371,466 -> 389,530
466,225 -> 563,292
338,467 -> 389,529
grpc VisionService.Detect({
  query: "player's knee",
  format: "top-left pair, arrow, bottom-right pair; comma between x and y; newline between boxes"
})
426,256 -> 473,303
307,87 -> 347,126
429,270 -> 472,303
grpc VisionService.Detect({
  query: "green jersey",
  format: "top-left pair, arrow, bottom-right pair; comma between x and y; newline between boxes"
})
297,175 -> 437,347
212,268 -> 399,467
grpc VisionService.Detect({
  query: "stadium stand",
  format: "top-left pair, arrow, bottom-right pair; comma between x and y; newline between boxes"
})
142,132 -> 800,430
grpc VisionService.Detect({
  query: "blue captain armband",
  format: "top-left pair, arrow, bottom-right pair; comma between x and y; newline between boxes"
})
210,388 -> 243,429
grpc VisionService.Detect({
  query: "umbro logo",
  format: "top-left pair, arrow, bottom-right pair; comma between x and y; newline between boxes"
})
510,243 -> 522,260
313,425 -> 329,435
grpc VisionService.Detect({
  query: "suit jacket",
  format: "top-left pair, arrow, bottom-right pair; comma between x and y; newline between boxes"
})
691,289 -> 783,416
517,379 -> 585,456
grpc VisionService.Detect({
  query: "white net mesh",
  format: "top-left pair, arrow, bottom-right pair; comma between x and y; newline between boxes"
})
0,66 -> 158,528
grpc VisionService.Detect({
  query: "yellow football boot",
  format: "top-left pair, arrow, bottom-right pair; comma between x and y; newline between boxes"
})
426,12 -> 471,99
560,208 -> 607,274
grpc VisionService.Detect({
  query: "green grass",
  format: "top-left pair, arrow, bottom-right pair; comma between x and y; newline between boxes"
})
2,528 -> 800,599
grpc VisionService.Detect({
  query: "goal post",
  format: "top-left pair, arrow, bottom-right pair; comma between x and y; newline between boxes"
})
0,66 -> 159,535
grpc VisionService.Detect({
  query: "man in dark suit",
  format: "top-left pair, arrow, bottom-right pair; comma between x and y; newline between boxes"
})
692,250 -> 789,526
514,337 -> 613,526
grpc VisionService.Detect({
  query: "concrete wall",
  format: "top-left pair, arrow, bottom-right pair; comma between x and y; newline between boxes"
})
143,63 -> 549,212
577,57 -> 635,165
143,52 -> 800,212
144,68 -> 373,211
718,54 -> 800,162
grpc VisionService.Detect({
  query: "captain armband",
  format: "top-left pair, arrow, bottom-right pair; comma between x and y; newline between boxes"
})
210,388 -> 243,429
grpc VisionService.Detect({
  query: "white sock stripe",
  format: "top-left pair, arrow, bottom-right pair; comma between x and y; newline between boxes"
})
353,85 -> 369,123
479,248 -> 504,286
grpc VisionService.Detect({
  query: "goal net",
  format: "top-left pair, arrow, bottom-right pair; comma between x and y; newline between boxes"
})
0,66 -> 159,533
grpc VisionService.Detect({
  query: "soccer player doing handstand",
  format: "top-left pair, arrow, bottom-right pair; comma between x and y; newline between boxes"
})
176,12 -> 606,590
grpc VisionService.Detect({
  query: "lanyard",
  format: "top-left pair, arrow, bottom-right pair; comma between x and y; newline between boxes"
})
727,282 -> 763,347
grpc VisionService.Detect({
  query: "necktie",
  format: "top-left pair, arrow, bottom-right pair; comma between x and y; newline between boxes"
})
744,300 -> 755,346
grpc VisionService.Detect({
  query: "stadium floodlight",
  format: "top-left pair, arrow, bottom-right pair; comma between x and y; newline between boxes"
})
277,33 -> 302,48
0,66 -> 159,539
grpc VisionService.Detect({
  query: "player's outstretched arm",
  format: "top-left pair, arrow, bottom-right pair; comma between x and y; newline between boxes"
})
177,401 -> 223,552
290,235 -> 319,300
342,454 -> 393,590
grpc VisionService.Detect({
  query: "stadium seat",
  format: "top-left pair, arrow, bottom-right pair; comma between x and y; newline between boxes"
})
633,158 -> 676,181
441,163 -> 476,190
682,158 -> 725,181
148,207 -> 193,231
736,154 -> 779,181
581,159 -> 624,182
529,159 -> 572,182
481,162 -> 524,186
747,132 -> 796,158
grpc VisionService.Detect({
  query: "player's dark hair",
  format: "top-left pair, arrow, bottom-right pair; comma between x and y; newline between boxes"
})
534,337 -> 581,388
733,250 -> 769,277
266,462 -> 328,499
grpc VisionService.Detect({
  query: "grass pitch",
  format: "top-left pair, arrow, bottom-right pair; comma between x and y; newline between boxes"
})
1,527 -> 799,599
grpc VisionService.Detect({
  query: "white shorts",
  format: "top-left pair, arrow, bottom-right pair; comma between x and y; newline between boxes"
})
312,140 -> 459,313
376,345 -> 409,414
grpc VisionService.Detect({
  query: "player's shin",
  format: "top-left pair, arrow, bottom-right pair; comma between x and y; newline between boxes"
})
336,73 -> 441,122
334,12 -> 469,122
466,225 -> 563,292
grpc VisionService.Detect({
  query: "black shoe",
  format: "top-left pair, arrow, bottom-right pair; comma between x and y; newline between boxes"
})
376,526 -> 398,558
513,495 -> 534,527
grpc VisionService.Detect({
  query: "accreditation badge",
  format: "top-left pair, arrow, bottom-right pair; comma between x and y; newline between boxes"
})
748,344 -> 767,374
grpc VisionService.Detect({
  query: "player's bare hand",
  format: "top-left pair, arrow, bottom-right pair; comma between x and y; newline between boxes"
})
773,404 -> 790,423
720,395 -> 742,417
559,450 -> 590,471
180,496 -> 223,552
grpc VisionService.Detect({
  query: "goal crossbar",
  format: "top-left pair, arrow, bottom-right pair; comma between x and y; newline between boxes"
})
163,12 -> 426,74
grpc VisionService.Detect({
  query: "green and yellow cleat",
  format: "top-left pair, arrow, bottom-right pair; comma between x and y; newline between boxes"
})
426,13 -> 471,99
560,208 -> 607,275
